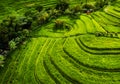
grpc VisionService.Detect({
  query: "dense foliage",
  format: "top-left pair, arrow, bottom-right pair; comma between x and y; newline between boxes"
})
0,0 -> 120,83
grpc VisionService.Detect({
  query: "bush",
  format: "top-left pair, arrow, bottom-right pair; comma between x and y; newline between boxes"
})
54,19 -> 64,31
8,40 -> 17,50
72,5 -> 81,13
0,55 -> 5,67
115,33 -> 118,37
37,12 -> 49,25
17,17 -> 32,30
53,19 -> 71,31
64,8 -> 72,15
82,4 -> 94,13
24,9 -> 38,19
55,0 -> 69,12
110,33 -> 113,37
22,29 -> 29,37
14,37 -> 21,44
51,9 -> 62,18
24,10 -> 32,17
95,32 -> 102,37
22,18 -> 32,30
0,55 -> 5,60
35,5 -> 43,12
65,24 -> 71,31
95,32 -> 118,38
94,0 -> 106,10
95,32 -> 107,37
82,4 -> 95,10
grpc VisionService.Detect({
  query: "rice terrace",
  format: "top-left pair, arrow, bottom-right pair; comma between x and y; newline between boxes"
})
0,0 -> 120,84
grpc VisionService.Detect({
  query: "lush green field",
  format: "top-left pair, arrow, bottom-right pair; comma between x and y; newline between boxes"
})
0,0 -> 120,84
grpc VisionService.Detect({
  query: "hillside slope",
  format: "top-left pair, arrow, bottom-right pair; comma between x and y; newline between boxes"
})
0,0 -> 120,84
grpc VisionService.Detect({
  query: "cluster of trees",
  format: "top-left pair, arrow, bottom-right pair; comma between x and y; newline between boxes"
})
65,0 -> 117,16
0,3 -> 68,56
0,2 -> 70,67
0,16 -> 31,51
0,15 -> 34,67
53,19 -> 71,32
0,0 -> 117,67
0,16 -> 33,62
0,0 -> 115,50
94,0 -> 118,10
23,0 -> 116,31
53,0 -> 111,18
95,32 -> 118,38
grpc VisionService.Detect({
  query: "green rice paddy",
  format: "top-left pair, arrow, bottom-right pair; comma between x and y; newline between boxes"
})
0,0 -> 120,84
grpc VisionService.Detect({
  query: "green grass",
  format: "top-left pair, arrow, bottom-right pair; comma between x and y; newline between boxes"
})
63,38 -> 120,83
99,12 -> 120,24
65,19 -> 86,36
80,35 -> 120,49
104,6 -> 120,18
91,11 -> 120,33
1,0 -> 120,84
80,15 -> 96,33
64,38 -> 120,70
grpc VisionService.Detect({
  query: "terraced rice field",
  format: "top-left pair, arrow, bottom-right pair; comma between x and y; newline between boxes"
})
1,0 -> 120,84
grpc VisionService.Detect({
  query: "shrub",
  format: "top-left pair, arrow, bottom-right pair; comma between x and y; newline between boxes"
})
95,32 -> 106,37
103,32 -> 108,37
43,12 -> 49,20
53,19 -> 71,31
35,5 -> 43,12
54,19 -> 64,30
95,32 -> 118,38
64,8 -> 72,15
24,9 -> 38,19
82,4 -> 95,10
22,29 -> 29,37
0,55 -> 5,67
115,33 -> 118,37
95,32 -> 102,37
37,12 -> 49,25
8,40 -> 17,50
24,10 -> 32,17
94,0 -> 107,10
110,34 -> 113,37
23,18 -> 32,30
17,17 -> 32,30
55,0 -> 69,12
108,33 -> 113,38
37,16 -> 45,25
82,4 -> 95,13
1,16 -> 16,28
72,5 -> 81,13
14,37 -> 21,44
65,24 -> 71,31
52,9 -> 62,18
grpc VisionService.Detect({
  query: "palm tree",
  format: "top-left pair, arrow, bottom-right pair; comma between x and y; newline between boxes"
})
8,40 -> 17,50
54,19 -> 64,30
0,55 -> 5,67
